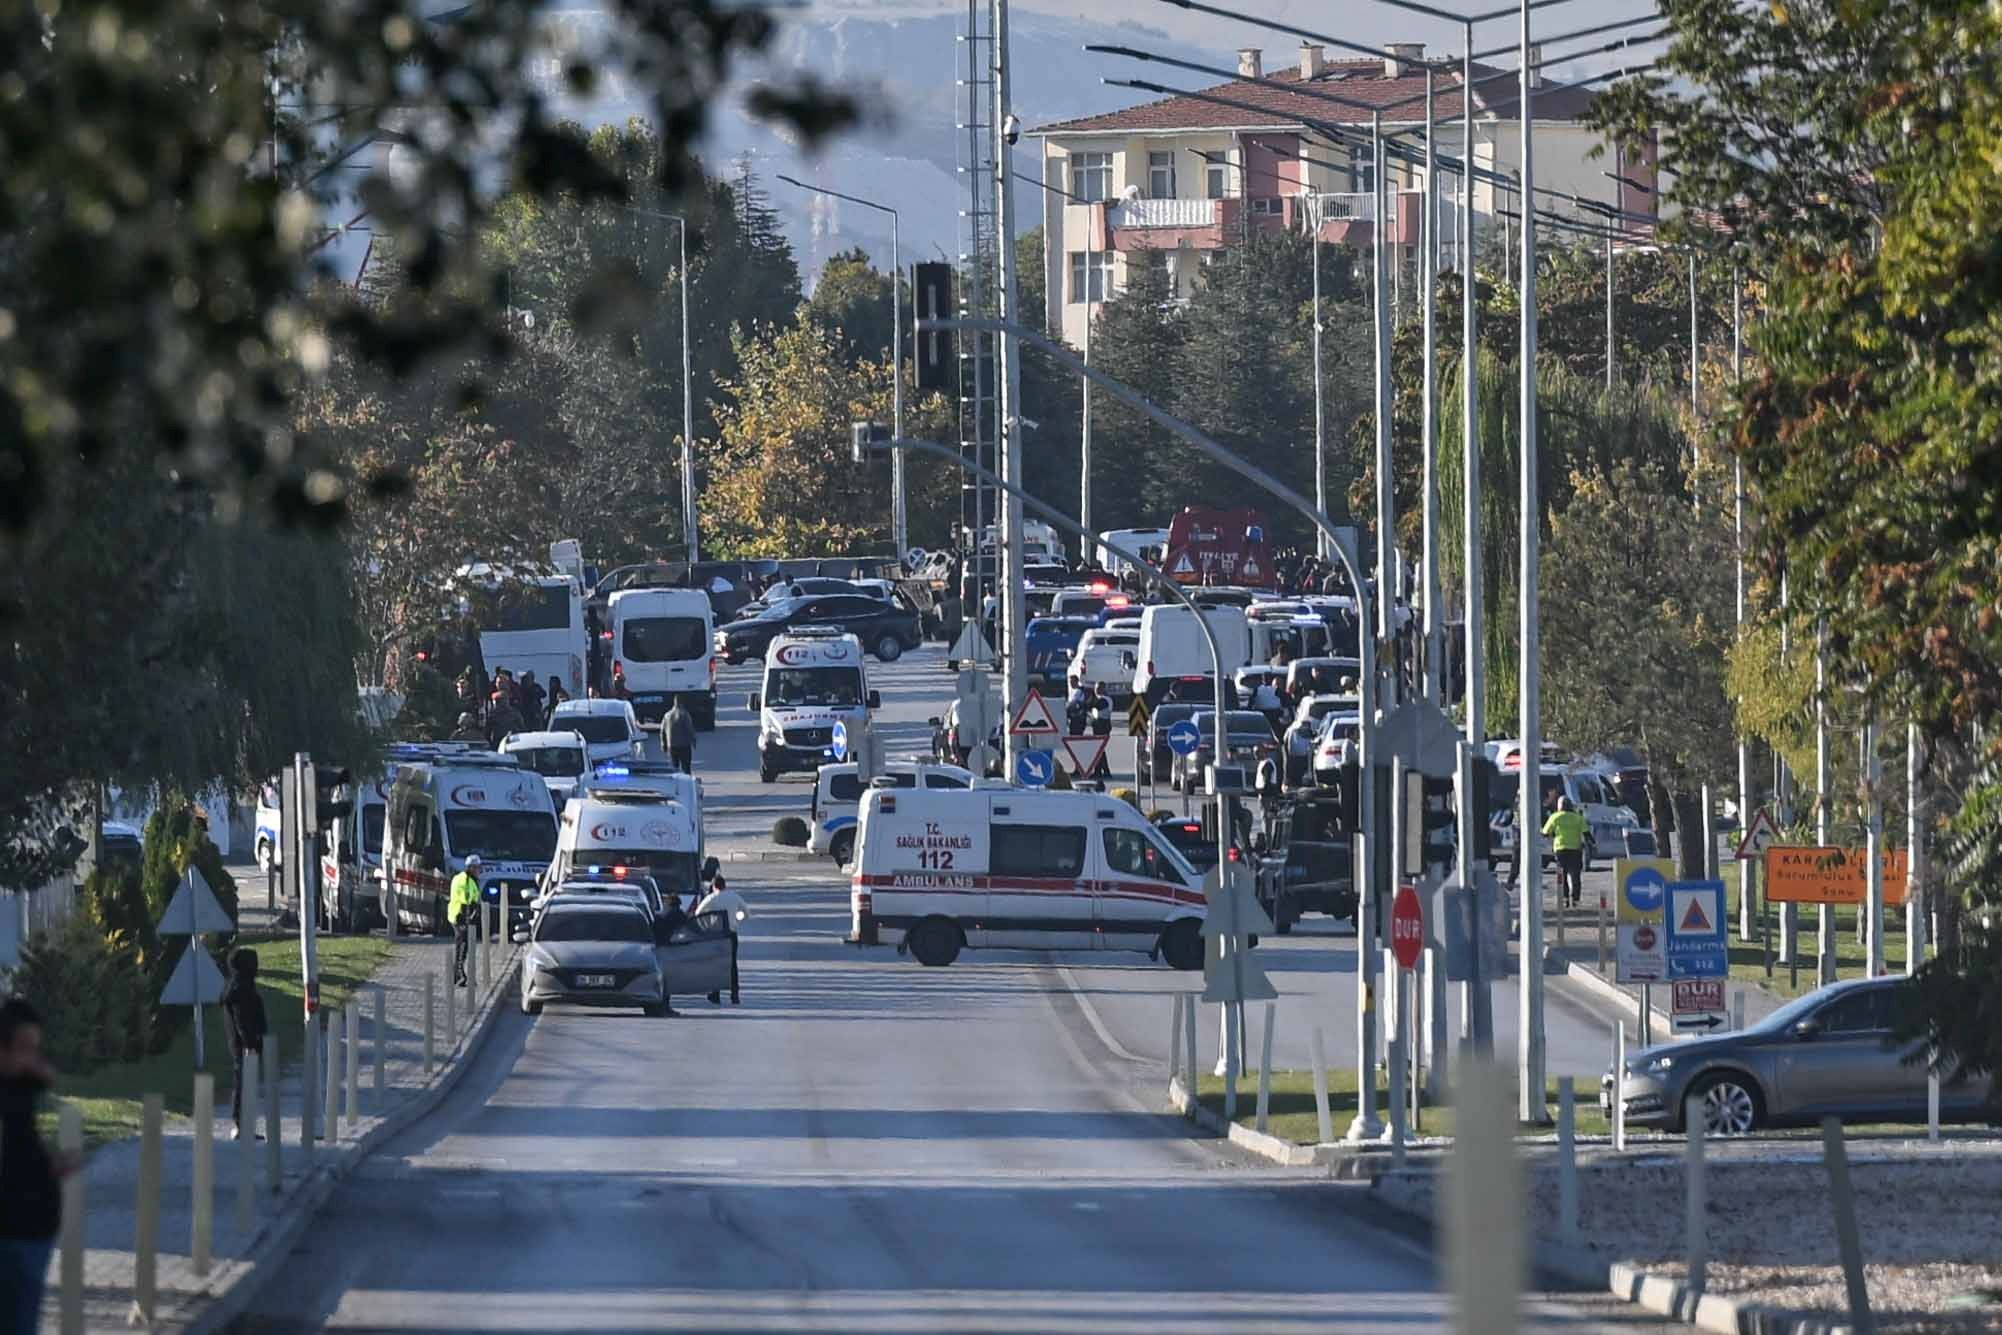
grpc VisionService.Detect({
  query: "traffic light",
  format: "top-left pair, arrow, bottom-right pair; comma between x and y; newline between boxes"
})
312,764 -> 353,829
1404,771 -> 1458,875
1469,755 -> 1496,863
913,261 -> 954,392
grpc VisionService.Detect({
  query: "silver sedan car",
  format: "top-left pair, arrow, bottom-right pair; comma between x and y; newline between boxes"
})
1603,976 -> 1990,1135
516,900 -> 667,1017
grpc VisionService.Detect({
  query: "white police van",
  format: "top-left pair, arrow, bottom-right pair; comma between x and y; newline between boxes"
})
748,626 -> 879,784
809,760 -> 973,866
848,787 -> 1207,969
380,752 -> 558,935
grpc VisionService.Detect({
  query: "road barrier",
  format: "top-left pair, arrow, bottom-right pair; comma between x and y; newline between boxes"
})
425,974 -> 436,1074
1168,994 -> 1185,1084
444,965 -> 456,1039
345,1004 -> 362,1125
1611,1021 -> 1627,1151
1181,995 -> 1197,1101
323,1012 -> 342,1142
373,985 -> 387,1109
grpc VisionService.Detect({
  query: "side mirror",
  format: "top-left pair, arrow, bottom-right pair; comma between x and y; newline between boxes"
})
927,716 -> 943,728
1792,1017 -> 1822,1041
867,689 -> 882,709
701,856 -> 720,880
747,692 -> 761,712
511,930 -> 530,944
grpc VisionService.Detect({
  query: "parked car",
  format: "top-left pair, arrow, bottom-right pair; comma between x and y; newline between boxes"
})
716,593 -> 922,664
1138,702 -> 1203,788
1602,976 -> 1992,1135
1283,693 -> 1358,787
1024,615 -> 1099,690
1171,710 -> 1280,793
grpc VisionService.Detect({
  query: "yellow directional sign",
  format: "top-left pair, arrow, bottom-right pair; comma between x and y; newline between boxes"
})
1127,695 -> 1152,738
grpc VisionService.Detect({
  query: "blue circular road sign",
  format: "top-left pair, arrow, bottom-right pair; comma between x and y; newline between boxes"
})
1165,719 -> 1202,757
830,721 -> 850,763
1015,749 -> 1055,788
1624,867 -> 1666,915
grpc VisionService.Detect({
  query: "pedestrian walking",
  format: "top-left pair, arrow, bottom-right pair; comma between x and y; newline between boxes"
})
1543,797 -> 1588,909
516,670 -> 546,729
546,677 -> 571,711
663,694 -> 696,774
0,997 -> 77,1334
695,876 -> 749,1006
449,854 -> 483,986
655,893 -> 687,1016
220,949 -> 268,1139
485,689 -> 521,750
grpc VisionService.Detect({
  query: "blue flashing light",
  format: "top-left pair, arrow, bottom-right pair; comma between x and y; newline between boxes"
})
587,864 -> 602,874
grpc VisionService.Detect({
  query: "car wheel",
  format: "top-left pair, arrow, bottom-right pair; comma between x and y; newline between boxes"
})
1160,918 -> 1204,971
643,1002 -> 668,1018
874,634 -> 904,662
908,918 -> 962,967
1689,1071 -> 1762,1135
830,829 -> 856,869
522,996 -> 542,1016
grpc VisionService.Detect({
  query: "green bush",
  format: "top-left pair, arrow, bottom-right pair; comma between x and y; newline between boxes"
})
771,816 -> 810,848
12,914 -> 153,1073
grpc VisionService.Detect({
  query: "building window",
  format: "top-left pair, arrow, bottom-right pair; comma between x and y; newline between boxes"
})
1068,250 -> 1113,303
1205,160 -> 1229,200
1148,151 -> 1176,199
1249,196 -> 1282,216
1069,151 -> 1112,203
1350,147 -> 1376,194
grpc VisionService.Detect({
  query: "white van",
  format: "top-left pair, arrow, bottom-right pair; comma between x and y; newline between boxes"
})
317,769 -> 394,928
607,587 -> 717,729
1095,526 -> 1171,573
548,783 -> 710,900
380,754 -> 559,935
848,787 -> 1208,969
1133,604 -> 1250,704
1247,608 -> 1330,664
499,729 -> 590,806
809,760 -> 974,865
748,626 -> 879,784
1067,626 -> 1140,699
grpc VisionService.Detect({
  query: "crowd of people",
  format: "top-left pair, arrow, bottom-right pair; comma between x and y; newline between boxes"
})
451,665 -> 575,747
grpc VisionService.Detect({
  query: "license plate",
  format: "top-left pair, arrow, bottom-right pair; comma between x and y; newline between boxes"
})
633,694 -> 665,704
575,974 -> 615,987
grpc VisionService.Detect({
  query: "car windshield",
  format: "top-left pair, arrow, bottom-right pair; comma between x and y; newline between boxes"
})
511,746 -> 585,778
444,810 -> 556,862
767,667 -> 863,707
534,909 -> 651,944
361,805 -> 384,856
1319,717 -> 1361,741
1193,711 -> 1275,736
579,849 -> 701,896
622,616 -> 707,662
558,715 -> 630,744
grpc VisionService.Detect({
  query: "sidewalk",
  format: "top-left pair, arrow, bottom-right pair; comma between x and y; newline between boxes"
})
42,931 -> 517,1333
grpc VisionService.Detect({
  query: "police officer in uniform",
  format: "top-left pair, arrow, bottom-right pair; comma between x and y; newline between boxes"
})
449,854 -> 483,986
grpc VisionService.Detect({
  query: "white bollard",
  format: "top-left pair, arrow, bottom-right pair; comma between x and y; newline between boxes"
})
1310,1025 -> 1334,1145
238,1050 -> 260,1229
425,974 -> 436,1075
1168,994 -> 1184,1086
1256,1001 -> 1276,1135
1928,1064 -> 1941,1142
134,1092 -> 163,1322
444,965 -> 456,1039
1182,992 -> 1198,1108
1387,1032 -> 1407,1167
481,912 -> 493,990
1556,1076 -> 1578,1246
345,1003 -> 361,1125
1613,1022 -> 1627,1152
262,1033 -> 281,1189
1731,989 -> 1746,1032
374,984 -> 387,1110
59,1103 -> 82,1335
1222,1001 -> 1240,1125
1597,893 -> 1608,973
324,1013 -> 342,1142
191,1073 -> 214,1276
1444,1061 -> 1525,1334
300,1017 -> 317,1161
1685,1093 -> 1708,1295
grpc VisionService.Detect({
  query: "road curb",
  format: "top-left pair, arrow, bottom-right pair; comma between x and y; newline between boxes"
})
1607,1260 -> 1852,1334
721,849 -> 825,864
170,949 -> 522,1335
1549,948 -> 1678,1037
1164,1074 -> 1396,1177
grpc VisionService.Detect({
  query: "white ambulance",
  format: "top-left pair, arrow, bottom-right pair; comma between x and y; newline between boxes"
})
747,626 -> 880,784
808,759 -> 973,866
317,768 -> 394,930
380,752 -> 559,936
848,787 -> 1208,969
548,780 -> 712,902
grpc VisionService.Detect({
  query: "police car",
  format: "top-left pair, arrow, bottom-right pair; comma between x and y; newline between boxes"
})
849,787 -> 1207,969
809,760 -> 973,866
747,627 -> 880,784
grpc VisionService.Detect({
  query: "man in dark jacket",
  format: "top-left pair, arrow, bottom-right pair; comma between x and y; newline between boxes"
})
220,949 -> 268,1139
663,695 -> 696,774
1,996 -> 72,1332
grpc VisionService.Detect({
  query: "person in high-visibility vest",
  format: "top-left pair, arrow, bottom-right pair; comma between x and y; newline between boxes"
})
448,854 -> 483,987
1541,798 -> 1588,909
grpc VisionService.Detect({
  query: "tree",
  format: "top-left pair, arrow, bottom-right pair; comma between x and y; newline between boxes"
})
1076,252 -> 1187,534
1541,460 -> 1737,869
808,248 -> 898,365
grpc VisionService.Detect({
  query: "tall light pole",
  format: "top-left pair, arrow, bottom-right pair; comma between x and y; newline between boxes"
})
778,174 -> 906,555
1515,0 -> 1547,1122
1420,67 -> 1441,706
1372,109 -> 1394,653
991,0 -> 1029,777
1459,18 -> 1491,1051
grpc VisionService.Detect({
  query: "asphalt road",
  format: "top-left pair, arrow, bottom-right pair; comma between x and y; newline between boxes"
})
240,646 -> 1672,1333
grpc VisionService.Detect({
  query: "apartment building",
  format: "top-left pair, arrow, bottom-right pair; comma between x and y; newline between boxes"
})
1032,43 -> 1657,349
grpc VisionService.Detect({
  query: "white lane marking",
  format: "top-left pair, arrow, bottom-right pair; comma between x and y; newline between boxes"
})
1054,963 -> 1146,1064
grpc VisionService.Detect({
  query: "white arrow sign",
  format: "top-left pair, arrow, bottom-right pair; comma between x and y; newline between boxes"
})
158,866 -> 234,936
159,939 -> 227,1006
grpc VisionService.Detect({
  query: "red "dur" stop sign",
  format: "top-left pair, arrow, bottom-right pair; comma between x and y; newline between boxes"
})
1391,884 -> 1424,970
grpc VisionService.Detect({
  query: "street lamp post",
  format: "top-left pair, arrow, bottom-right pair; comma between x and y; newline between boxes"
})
779,175 -> 906,556
1516,0 -> 1548,1123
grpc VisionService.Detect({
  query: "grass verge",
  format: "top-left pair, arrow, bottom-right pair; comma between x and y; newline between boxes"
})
1192,1068 -> 1612,1145
49,933 -> 394,1151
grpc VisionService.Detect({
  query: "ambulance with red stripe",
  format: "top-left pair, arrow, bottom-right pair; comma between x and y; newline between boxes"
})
848,787 -> 1208,969
381,752 -> 559,935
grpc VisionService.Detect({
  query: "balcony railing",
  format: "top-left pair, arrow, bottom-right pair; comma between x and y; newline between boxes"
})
1107,197 -> 1219,229
1302,192 -> 1377,225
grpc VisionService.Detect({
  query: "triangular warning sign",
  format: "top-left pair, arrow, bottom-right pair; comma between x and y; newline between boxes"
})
1008,687 -> 1061,736
1172,553 -> 1195,575
1735,809 -> 1780,860
159,940 -> 226,1006
1680,896 -> 1712,933
1062,733 -> 1109,775
158,866 -> 235,936
949,622 -> 995,666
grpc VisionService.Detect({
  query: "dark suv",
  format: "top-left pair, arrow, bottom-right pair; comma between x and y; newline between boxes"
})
1254,793 -> 1356,933
717,593 -> 922,664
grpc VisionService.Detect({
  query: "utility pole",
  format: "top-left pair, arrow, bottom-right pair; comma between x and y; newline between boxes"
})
1732,268 -> 1750,939
1312,197 -> 1327,561
1458,21 -> 1492,1053
991,0 -> 1028,775
1604,231 -> 1614,389
1372,109 -> 1393,651
1420,69 -> 1441,707
1907,722 -> 1926,975
1081,176 -> 1093,545
1816,624 -> 1834,983
678,218 -> 698,564
1864,714 -> 1884,977
892,210 -> 906,556
1516,0 -> 1547,1122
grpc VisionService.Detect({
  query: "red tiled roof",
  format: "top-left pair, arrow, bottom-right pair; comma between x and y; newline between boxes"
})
1034,57 -> 1599,136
